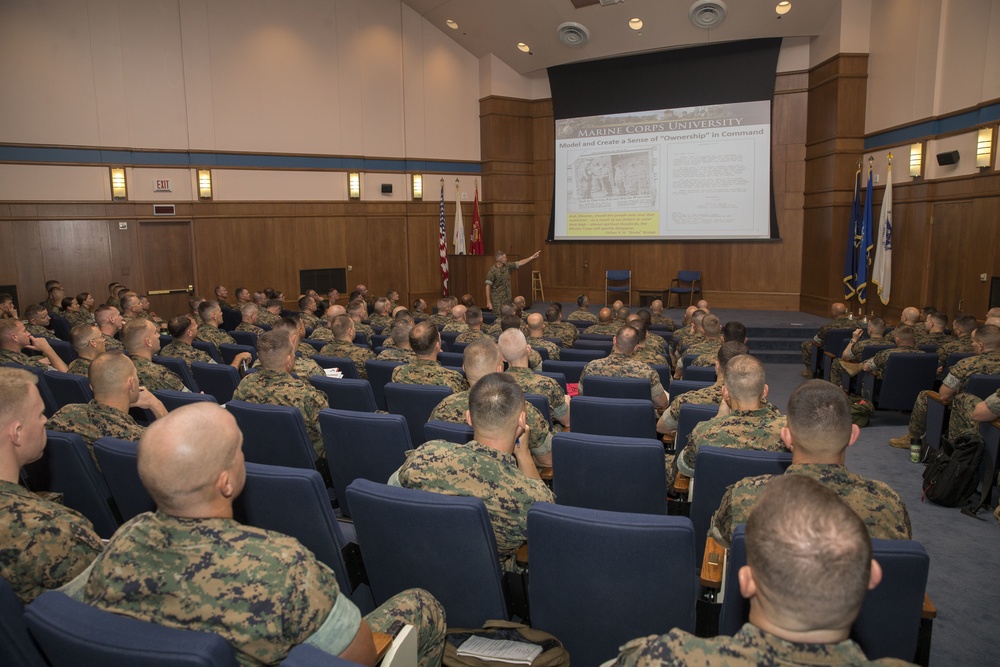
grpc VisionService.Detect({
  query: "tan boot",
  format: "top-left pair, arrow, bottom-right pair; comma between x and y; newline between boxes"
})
889,434 -> 913,449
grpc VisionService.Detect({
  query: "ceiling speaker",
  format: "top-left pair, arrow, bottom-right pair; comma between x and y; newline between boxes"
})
557,22 -> 590,47
689,0 -> 728,28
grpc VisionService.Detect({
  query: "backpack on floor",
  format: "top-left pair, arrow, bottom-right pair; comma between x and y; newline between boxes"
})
847,394 -> 873,427
444,620 -> 570,667
922,432 -> 985,507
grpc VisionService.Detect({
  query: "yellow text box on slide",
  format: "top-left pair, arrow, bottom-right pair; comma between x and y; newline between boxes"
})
567,211 -> 659,237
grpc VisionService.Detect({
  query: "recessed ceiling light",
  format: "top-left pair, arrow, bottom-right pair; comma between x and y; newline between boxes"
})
517,42 -> 530,53
445,19 -> 458,29
776,2 -> 791,15
629,18 -> 643,30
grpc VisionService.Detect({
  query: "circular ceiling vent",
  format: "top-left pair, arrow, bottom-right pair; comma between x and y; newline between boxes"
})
689,0 -> 728,28
557,22 -> 590,47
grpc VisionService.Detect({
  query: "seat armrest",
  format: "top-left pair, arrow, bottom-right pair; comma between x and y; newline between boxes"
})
700,536 -> 726,588
922,594 -> 937,619
926,391 -> 948,406
672,472 -> 690,495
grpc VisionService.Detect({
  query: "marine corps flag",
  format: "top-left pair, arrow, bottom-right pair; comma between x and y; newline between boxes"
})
856,158 -> 874,305
872,155 -> 893,305
438,179 -> 450,296
470,180 -> 484,255
843,165 -> 862,300
453,179 -> 467,255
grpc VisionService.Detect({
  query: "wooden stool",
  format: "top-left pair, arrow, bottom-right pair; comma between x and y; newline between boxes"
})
531,270 -> 545,303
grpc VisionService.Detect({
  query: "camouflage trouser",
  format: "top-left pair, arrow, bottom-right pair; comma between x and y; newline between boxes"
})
830,359 -> 862,390
800,340 -> 815,369
365,588 -> 446,667
947,392 -> 981,441
907,390 -> 930,437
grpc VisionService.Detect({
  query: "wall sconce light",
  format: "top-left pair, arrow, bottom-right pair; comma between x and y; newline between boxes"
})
977,127 -> 994,169
909,143 -> 922,179
411,174 -> 423,200
110,167 -> 127,200
197,169 -> 213,200
348,172 -> 361,199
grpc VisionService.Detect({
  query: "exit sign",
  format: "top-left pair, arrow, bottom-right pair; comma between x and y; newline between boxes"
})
153,179 -> 172,192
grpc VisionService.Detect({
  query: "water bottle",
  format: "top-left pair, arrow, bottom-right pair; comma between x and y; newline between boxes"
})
910,440 -> 921,463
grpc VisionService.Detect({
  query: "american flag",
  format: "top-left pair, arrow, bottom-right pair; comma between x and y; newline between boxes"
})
438,179 -> 450,296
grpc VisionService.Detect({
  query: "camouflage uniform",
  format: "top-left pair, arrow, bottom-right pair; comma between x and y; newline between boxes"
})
101,333 -> 124,352
947,391 -> 995,440
196,324 -> 236,352
256,309 -> 281,327
396,439 -> 554,569
650,314 -> 675,330
907,351 -> 1000,439
543,322 -> 578,348
442,321 -> 469,333
217,298 -> 234,311
0,348 -> 50,369
234,369 -> 327,457
160,340 -> 215,367
505,366 -> 569,426
566,309 -> 597,323
0,479 -> 103,604
578,352 -> 666,402
425,313 -> 450,328
82,511 -> 446,667
431,390 -> 552,458
391,358 -> 468,394
131,355 -> 187,392
659,385 -> 779,434
485,262 -> 519,308
251,356 -> 325,379
676,407 -> 786,479
800,316 -> 856,366
106,296 -> 121,311
708,463 -> 911,548
918,330 -> 950,348
298,312 -> 322,330
65,310 -> 95,327
526,348 -> 543,371
830,337 -> 889,387
937,335 -> 974,368
67,357 -> 93,377
353,322 -> 375,346
368,314 -> 393,329
527,336 -> 561,361
645,332 -> 668,356
318,340 -> 375,379
307,326 -> 334,342
26,324 -> 59,340
612,623 -> 911,666
47,400 -> 145,465
864,344 -> 921,379
677,338 -> 721,374
377,347 -> 415,362
455,329 -> 492,344
235,321 -> 265,336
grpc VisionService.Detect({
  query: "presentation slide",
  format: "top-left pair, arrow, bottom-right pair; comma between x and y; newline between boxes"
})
553,101 -> 771,241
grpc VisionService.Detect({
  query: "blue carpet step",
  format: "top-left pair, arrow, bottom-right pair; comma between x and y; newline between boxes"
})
754,350 -> 802,364
748,336 -> 807,351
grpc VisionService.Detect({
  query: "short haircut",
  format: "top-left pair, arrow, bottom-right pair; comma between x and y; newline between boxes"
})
122,318 -> 156,351
500,314 -> 522,332
412,299 -> 426,312
974,324 -> 1000,350
722,321 -> 747,343
616,307 -> 630,321
702,315 -> 722,337
926,312 -> 947,329
463,338 -> 503,383
94,305 -> 117,326
544,304 -> 561,323
24,304 -> 46,321
747,474 -> 872,630
0,367 -> 38,428
498,328 -> 529,363
954,314 -> 978,335
615,325 -> 640,355
787,379 -> 853,453
867,316 -> 886,336
717,341 -> 749,371
347,299 -> 367,318
197,300 -> 220,321
240,303 -> 257,318
409,321 -> 440,356
576,295 -> 587,307
265,299 -> 283,310
256,329 -> 293,369
390,321 -> 413,347
331,315 -> 354,340
70,324 -> 101,350
636,309 -> 652,325
298,295 -> 313,311
892,324 -> 915,346
466,306 -> 483,326
469,372 -> 523,433
373,297 -> 389,314
121,294 -> 139,312
394,310 -> 414,325
45,280 -> 61,291
0,318 -> 20,337
168,315 -> 193,339
628,322 -> 648,344
494,250 -> 505,260
723,354 -> 766,403
89,352 -> 135,395
691,310 -> 707,328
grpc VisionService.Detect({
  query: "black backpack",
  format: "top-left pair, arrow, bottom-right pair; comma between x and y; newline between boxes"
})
922,433 -> 985,507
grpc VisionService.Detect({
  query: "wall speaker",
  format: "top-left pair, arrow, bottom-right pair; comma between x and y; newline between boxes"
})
936,150 -> 960,166
380,184 -> 392,194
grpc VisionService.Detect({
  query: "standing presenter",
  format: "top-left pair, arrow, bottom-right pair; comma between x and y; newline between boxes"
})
485,249 -> 541,312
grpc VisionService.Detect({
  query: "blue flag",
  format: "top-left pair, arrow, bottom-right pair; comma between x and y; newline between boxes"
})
857,164 -> 874,304
843,168 -> 861,300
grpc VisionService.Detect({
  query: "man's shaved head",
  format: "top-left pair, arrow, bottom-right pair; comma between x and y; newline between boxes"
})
138,403 -> 244,515
498,328 -> 529,365
597,308 -> 613,323
526,313 -> 544,332
723,354 -> 766,404
462,338 -> 504,385
89,352 -> 137,396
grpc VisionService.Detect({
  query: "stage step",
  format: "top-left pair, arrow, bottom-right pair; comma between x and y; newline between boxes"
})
745,328 -> 812,364
753,350 -> 802,364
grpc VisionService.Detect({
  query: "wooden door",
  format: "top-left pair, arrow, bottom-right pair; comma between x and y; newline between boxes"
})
138,221 -> 195,320
928,203 -> 993,316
